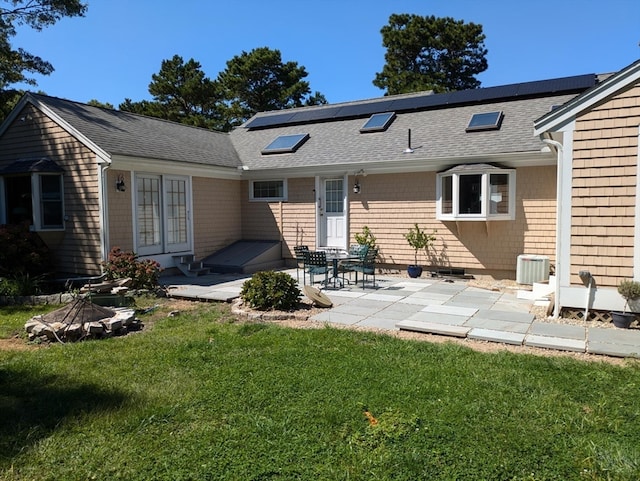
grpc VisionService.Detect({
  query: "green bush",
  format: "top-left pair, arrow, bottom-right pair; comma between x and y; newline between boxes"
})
354,225 -> 377,249
0,223 -> 53,276
240,271 -> 301,311
101,247 -> 162,289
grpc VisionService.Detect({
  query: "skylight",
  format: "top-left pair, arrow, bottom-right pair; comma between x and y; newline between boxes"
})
466,111 -> 503,132
360,112 -> 396,132
261,133 -> 310,154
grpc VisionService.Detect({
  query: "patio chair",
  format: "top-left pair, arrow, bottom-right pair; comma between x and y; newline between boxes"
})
293,245 -> 309,284
305,250 -> 330,287
350,248 -> 378,289
339,244 -> 369,283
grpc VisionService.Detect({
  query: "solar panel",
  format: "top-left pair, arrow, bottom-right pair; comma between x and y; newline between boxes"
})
244,74 -> 597,130
245,112 -> 296,129
288,106 -> 343,123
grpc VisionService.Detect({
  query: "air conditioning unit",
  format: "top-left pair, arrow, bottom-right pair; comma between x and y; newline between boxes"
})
516,255 -> 550,284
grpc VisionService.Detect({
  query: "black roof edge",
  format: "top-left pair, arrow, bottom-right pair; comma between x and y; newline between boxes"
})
245,73 -> 597,130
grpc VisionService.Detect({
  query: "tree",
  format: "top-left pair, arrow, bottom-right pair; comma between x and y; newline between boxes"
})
216,47 -> 326,128
0,0 -> 87,89
119,55 -> 224,130
87,99 -> 114,109
373,14 -> 488,95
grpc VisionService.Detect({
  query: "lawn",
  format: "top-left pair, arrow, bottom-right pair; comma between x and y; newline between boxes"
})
1,299 -> 640,480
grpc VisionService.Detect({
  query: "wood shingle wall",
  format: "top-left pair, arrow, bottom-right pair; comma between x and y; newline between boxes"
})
0,104 -> 103,276
571,83 -> 640,287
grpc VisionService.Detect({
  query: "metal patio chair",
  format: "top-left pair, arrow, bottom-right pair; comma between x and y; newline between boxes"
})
305,250 -> 330,287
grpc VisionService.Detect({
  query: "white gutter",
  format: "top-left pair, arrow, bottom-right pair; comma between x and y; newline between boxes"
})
542,137 -> 563,319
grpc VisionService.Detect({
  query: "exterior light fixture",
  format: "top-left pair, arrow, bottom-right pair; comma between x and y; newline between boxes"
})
116,174 -> 126,192
353,169 -> 365,194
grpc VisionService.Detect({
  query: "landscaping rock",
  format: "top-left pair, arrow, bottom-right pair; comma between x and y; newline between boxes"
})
23,298 -> 140,343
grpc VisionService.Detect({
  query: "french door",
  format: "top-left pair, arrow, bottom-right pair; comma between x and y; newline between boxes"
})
136,174 -> 190,255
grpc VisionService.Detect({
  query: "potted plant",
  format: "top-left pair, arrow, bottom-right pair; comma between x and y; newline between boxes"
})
403,223 -> 436,278
611,279 -> 640,328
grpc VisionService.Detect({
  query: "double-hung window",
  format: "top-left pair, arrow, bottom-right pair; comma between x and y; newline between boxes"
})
437,165 -> 515,221
0,158 -> 64,230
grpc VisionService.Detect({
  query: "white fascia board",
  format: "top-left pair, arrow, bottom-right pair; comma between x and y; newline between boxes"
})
534,60 -> 640,136
110,155 -> 242,180
241,151 -> 555,180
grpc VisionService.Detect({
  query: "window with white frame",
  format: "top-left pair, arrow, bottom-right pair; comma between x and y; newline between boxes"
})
250,179 -> 287,201
2,173 -> 64,230
436,165 -> 515,221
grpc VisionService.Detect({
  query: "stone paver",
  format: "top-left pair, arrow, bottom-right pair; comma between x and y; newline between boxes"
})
530,322 -> 585,340
464,317 -> 531,334
421,304 -> 478,317
408,311 -> 470,326
396,320 -> 470,337
163,272 -> 640,359
525,335 -> 586,352
468,328 -> 525,345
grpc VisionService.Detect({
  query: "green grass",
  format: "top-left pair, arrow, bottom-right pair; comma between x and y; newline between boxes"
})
2,300 -> 640,480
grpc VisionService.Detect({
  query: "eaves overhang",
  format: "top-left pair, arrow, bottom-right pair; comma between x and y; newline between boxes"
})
238,151 -> 556,180
110,154 -> 243,180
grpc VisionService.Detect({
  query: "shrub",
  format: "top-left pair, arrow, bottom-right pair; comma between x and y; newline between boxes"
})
240,271 -> 301,311
354,225 -> 377,249
101,247 -> 162,289
0,222 -> 52,276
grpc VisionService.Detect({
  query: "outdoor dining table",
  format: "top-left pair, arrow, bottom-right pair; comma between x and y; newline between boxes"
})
322,249 -> 359,288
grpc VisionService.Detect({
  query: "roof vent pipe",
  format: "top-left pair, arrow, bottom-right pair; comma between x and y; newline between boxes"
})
403,129 -> 414,154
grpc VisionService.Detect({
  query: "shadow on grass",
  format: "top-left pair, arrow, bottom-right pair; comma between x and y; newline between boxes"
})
0,365 -> 131,463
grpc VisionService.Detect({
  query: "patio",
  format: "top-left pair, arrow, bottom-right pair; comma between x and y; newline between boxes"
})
161,271 -> 640,359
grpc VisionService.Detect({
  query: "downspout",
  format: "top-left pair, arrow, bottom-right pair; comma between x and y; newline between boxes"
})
98,163 -> 110,272
542,137 -> 563,319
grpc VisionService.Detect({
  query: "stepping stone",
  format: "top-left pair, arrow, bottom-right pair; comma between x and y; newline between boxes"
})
396,320 -> 470,338
588,342 -> 640,358
525,335 -> 586,352
530,322 -> 585,340
467,328 -> 525,345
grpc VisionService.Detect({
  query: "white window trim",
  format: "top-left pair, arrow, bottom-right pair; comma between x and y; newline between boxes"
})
33,173 -> 65,231
249,179 -> 288,201
436,167 -> 516,221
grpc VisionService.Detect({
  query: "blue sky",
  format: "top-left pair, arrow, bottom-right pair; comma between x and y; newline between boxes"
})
11,0 -> 640,107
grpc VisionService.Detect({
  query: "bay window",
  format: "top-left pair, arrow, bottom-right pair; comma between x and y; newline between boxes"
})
436,165 -> 515,221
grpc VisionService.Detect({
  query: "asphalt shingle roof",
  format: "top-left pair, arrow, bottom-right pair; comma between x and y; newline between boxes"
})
230,92 -> 581,172
29,94 -> 240,169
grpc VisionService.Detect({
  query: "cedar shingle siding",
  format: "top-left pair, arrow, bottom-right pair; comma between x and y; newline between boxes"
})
0,104 -> 103,276
571,84 -> 640,287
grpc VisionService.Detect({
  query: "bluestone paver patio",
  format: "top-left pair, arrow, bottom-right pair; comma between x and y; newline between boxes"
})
162,270 -> 640,359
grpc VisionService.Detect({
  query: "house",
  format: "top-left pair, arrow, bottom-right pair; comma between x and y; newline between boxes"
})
0,65 -> 616,317
534,58 -> 640,317
0,93 -> 244,277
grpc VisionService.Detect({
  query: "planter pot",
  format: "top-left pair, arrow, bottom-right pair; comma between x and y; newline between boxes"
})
407,265 -> 423,278
611,311 -> 635,329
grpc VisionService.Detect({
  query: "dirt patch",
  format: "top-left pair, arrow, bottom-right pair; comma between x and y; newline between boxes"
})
0,336 -> 40,352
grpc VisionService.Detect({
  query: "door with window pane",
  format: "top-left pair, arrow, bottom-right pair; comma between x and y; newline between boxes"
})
322,178 -> 346,248
164,176 -> 189,252
136,174 -> 190,256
